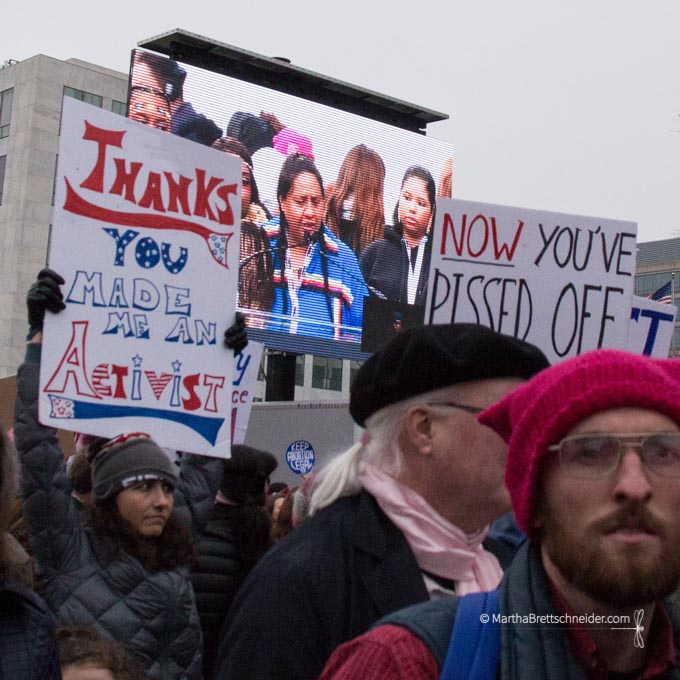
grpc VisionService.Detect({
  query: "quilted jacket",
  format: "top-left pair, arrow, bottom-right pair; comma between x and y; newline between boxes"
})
15,347 -> 223,680
0,580 -> 61,680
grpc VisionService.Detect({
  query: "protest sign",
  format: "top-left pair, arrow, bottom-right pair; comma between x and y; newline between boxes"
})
40,98 -> 241,457
244,401 -> 360,487
627,295 -> 677,357
425,199 -> 637,364
231,341 -> 263,445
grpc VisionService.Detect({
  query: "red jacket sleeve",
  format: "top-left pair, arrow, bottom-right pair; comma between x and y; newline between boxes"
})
318,624 -> 439,680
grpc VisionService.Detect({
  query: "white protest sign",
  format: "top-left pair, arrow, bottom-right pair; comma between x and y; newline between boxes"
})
627,295 -> 677,357
231,341 -> 264,445
40,98 -> 241,457
425,199 -> 637,364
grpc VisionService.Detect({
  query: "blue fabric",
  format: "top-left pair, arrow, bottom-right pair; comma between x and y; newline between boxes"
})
439,589 -> 501,680
264,219 -> 368,340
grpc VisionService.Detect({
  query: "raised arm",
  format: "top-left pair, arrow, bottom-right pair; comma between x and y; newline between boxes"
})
15,269 -> 80,575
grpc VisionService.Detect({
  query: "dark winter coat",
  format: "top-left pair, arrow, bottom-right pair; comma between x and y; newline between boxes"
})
360,224 -> 432,305
0,580 -> 60,680
192,503 -> 271,679
214,491 -> 428,680
15,348 -> 223,680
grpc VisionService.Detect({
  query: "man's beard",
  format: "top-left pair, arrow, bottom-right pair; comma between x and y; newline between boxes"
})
541,503 -> 680,607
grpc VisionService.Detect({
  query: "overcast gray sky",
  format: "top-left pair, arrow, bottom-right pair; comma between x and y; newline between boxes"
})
5,0 -> 679,243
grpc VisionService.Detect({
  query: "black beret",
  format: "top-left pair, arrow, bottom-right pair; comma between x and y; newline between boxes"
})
349,323 -> 550,427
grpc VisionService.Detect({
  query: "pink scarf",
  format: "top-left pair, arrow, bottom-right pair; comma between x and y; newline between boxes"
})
359,464 -> 503,596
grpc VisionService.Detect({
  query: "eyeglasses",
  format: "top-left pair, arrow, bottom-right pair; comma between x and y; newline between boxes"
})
547,433 -> 680,479
427,401 -> 484,415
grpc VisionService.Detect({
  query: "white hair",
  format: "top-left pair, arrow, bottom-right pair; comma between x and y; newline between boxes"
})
309,384 -> 461,516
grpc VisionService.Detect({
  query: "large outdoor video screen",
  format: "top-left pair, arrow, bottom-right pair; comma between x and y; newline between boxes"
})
128,49 -> 453,359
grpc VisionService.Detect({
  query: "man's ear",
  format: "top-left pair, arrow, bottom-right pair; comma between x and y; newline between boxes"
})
402,405 -> 434,457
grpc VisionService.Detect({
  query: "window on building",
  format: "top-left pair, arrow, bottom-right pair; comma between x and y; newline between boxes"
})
295,355 -> 305,386
63,86 -> 103,108
349,360 -> 363,388
0,88 -> 13,138
634,272 -> 675,297
311,356 -> 343,391
111,100 -> 127,116
0,155 -> 6,205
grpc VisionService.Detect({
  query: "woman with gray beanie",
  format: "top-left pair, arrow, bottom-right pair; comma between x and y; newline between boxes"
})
13,269 -> 240,680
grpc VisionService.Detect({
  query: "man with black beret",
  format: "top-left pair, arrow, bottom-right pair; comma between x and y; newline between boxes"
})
215,324 -> 549,680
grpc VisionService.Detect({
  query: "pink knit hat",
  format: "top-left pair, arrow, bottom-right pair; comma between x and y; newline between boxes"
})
272,129 -> 315,160
478,349 -> 680,539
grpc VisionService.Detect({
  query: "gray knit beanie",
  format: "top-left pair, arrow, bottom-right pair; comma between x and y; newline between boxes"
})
91,433 -> 177,503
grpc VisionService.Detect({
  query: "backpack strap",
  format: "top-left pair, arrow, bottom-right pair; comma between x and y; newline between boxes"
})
439,589 -> 501,680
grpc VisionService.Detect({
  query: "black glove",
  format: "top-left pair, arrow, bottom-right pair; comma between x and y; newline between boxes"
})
27,268 -> 66,332
223,312 -> 248,355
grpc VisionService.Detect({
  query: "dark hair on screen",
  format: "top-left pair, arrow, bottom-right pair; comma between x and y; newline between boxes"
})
133,50 -> 186,102
392,164 -> 437,227
276,153 -> 334,320
212,136 -> 268,216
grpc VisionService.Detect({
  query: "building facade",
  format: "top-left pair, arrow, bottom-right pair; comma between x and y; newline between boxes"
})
0,54 -> 128,375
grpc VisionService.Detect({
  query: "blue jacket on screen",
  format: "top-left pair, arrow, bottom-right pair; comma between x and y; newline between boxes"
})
262,219 -> 368,340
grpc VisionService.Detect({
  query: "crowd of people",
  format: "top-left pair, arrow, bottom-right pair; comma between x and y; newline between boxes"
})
4,264 -> 680,678
129,50 -> 452,342
4,50 -> 680,679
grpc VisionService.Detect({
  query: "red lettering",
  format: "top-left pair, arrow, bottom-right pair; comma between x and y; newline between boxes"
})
215,183 -> 238,226
109,158 -> 142,203
182,374 -> 202,411
466,215 -> 490,258
164,172 -> 192,216
193,169 -> 222,222
80,122 -> 126,193
440,212 -> 466,257
491,218 -> 524,261
110,365 -> 129,399
203,375 -> 225,413
138,172 -> 166,212
91,363 -> 112,397
45,321 -> 100,397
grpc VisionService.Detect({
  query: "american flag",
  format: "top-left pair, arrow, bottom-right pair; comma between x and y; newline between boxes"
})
647,280 -> 673,305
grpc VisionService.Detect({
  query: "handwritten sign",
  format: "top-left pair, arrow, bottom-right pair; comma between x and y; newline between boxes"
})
40,98 -> 241,457
231,341 -> 264,445
627,295 -> 677,357
425,199 -> 637,364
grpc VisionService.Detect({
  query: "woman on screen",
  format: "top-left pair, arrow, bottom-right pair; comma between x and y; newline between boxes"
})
213,137 -> 275,326
360,165 -> 436,307
325,144 -> 386,258
262,153 -> 368,340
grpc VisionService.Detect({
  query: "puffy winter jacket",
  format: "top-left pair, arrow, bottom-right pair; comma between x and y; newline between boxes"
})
0,580 -> 61,680
15,346 -> 223,680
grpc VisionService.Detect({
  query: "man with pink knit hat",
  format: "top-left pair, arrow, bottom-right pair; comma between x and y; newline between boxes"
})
320,348 -> 680,680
